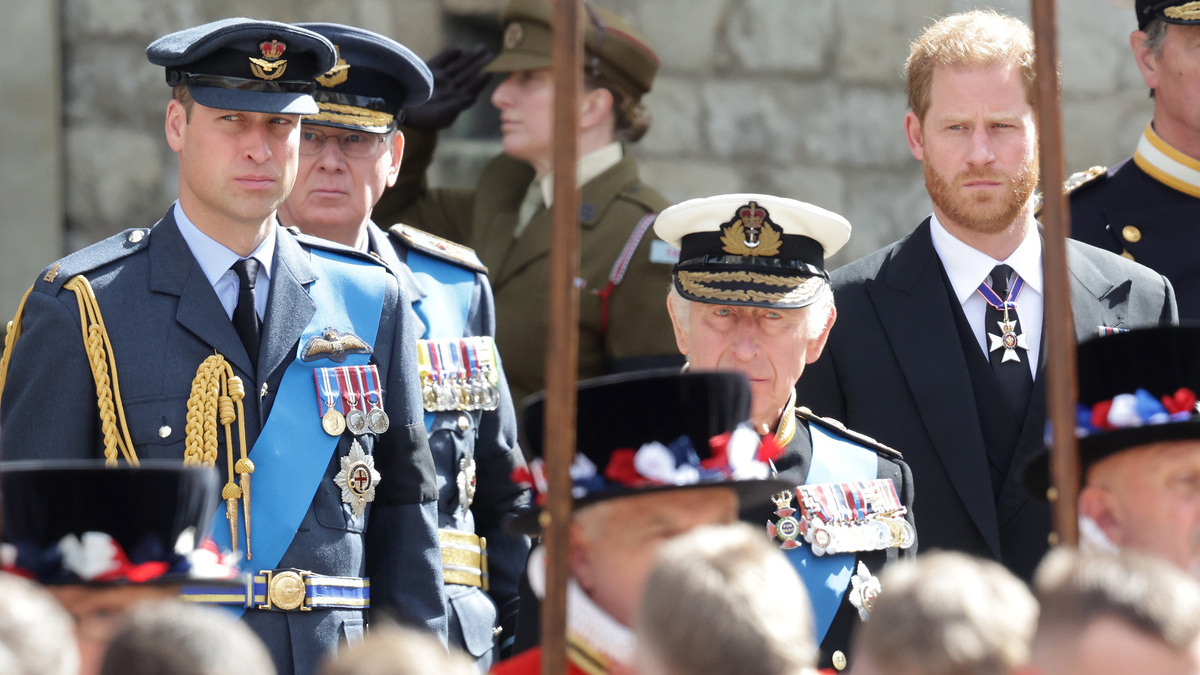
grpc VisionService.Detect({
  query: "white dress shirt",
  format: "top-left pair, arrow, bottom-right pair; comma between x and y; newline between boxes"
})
929,214 -> 1044,376
173,201 -> 275,321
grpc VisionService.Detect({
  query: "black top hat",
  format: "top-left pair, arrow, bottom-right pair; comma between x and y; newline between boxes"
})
2,460 -> 241,585
1136,1 -> 1200,30
508,369 -> 790,534
147,18 -> 337,115
654,194 -> 852,309
1024,325 -> 1200,499
296,23 -> 433,133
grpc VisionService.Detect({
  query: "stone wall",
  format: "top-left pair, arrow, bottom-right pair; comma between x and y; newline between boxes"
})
0,0 -> 1148,320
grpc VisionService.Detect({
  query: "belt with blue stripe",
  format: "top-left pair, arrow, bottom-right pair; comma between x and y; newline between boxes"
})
180,569 -> 370,612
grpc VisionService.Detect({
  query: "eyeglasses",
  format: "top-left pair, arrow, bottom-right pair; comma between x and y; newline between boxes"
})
299,127 -> 387,158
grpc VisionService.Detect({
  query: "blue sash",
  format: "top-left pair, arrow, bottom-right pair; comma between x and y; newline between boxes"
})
210,248 -> 386,616
407,250 -> 475,430
784,422 -> 879,643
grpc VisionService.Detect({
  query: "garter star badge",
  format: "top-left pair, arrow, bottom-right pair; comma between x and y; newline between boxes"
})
335,439 -> 381,517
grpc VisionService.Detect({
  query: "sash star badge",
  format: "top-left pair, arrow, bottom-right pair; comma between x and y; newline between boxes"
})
335,439 -> 381,517
988,319 -> 1028,363
848,561 -> 881,621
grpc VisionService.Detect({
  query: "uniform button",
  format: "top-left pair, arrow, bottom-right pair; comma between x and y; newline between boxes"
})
158,425 -> 172,438
832,650 -> 847,671
457,415 -> 470,432
128,230 -> 146,243
1121,225 -> 1142,243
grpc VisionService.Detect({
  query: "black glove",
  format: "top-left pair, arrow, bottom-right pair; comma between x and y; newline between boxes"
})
404,44 -> 493,131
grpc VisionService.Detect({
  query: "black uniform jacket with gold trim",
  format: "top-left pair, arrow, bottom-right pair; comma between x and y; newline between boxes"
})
0,210 -> 445,675
758,402 -> 915,672
1069,157 -> 1200,321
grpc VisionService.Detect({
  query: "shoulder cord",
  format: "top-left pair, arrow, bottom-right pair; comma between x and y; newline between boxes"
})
0,284 -> 34,412
597,212 -> 657,338
2,279 -> 140,467
185,354 -> 253,560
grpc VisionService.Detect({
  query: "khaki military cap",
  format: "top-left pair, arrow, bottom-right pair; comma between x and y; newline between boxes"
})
484,0 -> 659,99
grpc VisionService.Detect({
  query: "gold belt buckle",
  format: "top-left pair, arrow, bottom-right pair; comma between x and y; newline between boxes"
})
259,569 -> 311,611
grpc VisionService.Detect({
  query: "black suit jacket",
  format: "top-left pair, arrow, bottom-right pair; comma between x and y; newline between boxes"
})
796,220 -> 1177,580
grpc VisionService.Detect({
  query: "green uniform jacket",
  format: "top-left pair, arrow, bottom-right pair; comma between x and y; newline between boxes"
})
375,129 -> 682,404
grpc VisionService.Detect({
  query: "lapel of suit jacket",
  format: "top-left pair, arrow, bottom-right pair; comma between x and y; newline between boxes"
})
866,220 -> 1002,556
148,211 -> 255,376
370,223 -> 429,337
259,228 -> 317,383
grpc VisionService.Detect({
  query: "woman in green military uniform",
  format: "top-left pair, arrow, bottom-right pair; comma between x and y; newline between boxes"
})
373,0 -> 681,403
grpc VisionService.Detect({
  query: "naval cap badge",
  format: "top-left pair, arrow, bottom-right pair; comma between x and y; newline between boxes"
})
334,439 -> 381,518
720,201 -> 782,257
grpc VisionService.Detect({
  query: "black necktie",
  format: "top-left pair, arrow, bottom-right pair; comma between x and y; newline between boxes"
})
985,264 -> 1033,416
232,258 -> 261,367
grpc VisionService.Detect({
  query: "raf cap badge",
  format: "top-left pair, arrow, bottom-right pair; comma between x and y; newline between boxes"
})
720,201 -> 782,257
250,40 -> 288,81
316,45 -> 350,87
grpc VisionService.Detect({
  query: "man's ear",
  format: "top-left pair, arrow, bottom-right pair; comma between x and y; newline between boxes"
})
1079,485 -> 1124,545
666,295 -> 689,356
1130,29 -> 1162,93
568,520 -> 596,593
385,131 -> 405,187
904,111 -> 925,161
165,99 -> 188,152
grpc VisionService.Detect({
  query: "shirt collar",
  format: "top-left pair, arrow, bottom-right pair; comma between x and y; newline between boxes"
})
929,213 -> 1043,305
540,142 -> 624,208
173,202 -> 276,284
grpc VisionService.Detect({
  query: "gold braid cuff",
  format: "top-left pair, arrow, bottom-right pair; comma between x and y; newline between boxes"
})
307,102 -> 394,128
185,354 -> 253,559
677,270 -> 824,305
63,276 -> 139,466
0,284 -> 35,412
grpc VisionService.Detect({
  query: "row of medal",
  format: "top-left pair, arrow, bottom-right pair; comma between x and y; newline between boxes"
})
767,478 -> 916,556
315,365 -> 390,437
417,337 -> 501,413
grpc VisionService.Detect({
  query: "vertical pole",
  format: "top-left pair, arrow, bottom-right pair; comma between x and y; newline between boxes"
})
1031,0 -> 1080,547
542,0 -> 583,672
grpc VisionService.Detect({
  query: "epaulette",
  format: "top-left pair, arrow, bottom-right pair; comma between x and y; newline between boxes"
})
286,227 -> 389,268
1063,165 -> 1108,196
795,406 -> 904,461
617,180 -> 667,214
1033,166 -> 1108,218
35,228 -> 152,294
388,224 -> 487,275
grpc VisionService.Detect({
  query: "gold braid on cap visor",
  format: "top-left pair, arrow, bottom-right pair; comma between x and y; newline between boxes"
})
677,270 -> 824,305
307,102 -> 394,128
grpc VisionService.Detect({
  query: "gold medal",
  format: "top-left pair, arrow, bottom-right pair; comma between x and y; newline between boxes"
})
322,408 -> 346,436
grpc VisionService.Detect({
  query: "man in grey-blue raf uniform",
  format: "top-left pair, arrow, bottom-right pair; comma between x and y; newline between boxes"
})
277,22 -> 532,669
0,18 -> 445,675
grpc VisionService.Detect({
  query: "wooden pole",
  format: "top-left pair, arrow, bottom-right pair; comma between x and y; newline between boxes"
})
1031,0 -> 1080,547
541,0 -> 583,673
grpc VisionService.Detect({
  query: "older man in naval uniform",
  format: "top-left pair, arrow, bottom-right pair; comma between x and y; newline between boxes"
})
0,18 -> 444,675
654,193 -> 917,673
276,22 -> 531,669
